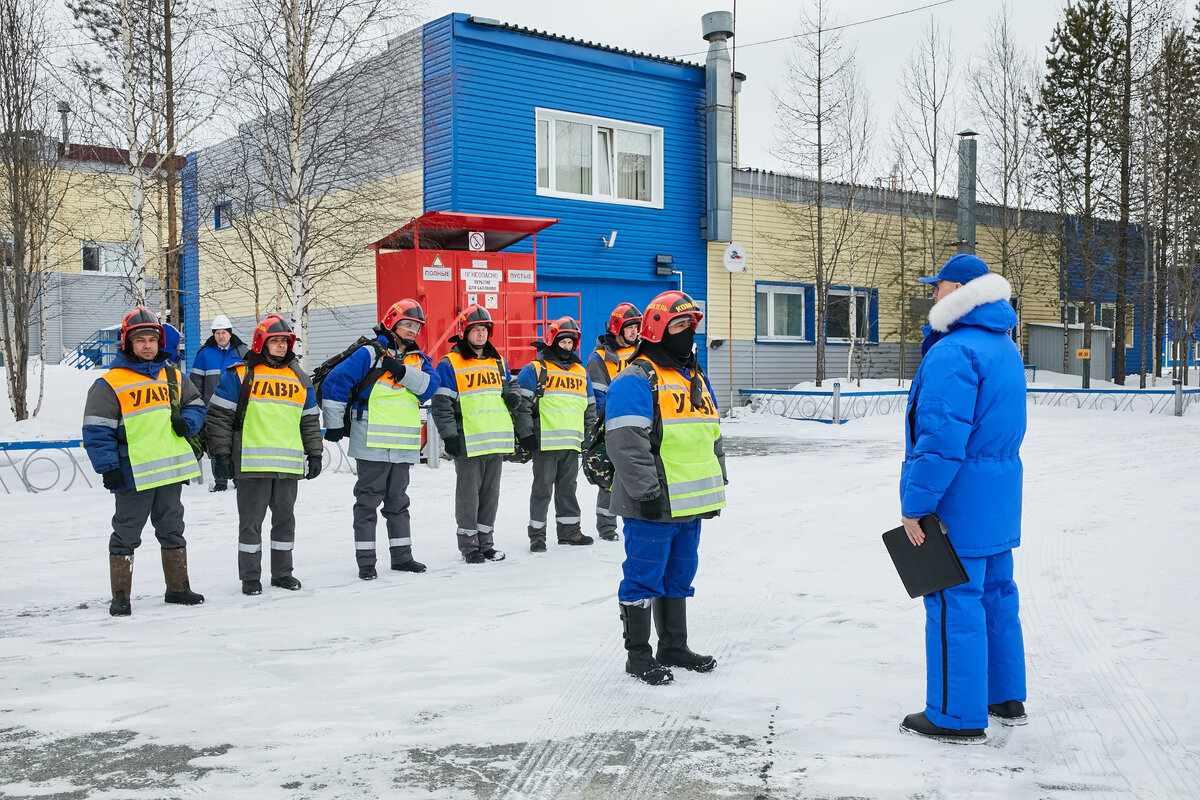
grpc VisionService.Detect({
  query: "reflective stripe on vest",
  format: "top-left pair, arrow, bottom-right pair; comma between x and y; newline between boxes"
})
648,363 -> 726,518
366,352 -> 423,451
237,364 -> 306,474
593,344 -> 636,381
445,351 -> 513,456
102,366 -> 201,490
534,360 -> 589,451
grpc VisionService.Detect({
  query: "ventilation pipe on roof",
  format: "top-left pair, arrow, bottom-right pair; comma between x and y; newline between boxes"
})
956,130 -> 978,255
702,11 -> 734,243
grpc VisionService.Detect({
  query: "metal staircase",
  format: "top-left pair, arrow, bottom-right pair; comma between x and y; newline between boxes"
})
61,327 -> 120,369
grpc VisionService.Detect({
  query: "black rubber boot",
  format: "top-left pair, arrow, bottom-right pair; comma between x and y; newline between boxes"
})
620,603 -> 673,685
242,580 -> 262,596
900,712 -> 986,744
653,597 -> 716,673
392,560 -> 427,573
109,554 -> 133,617
161,547 -> 205,605
988,700 -> 1027,726
359,565 -> 378,580
271,576 -> 302,590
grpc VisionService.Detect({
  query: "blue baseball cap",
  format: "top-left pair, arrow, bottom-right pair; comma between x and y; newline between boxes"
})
918,254 -> 990,285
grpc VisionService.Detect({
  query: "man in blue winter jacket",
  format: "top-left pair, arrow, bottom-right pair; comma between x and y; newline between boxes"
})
189,315 -> 248,491
899,254 -> 1028,743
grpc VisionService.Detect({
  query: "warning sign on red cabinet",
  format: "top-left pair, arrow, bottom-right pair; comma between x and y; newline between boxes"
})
468,231 -> 486,251
461,268 -> 501,293
507,269 -> 534,284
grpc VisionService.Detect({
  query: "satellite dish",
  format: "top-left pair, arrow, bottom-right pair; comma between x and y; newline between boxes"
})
723,243 -> 747,273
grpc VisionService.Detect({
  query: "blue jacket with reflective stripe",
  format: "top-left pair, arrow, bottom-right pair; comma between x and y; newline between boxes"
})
900,274 -> 1026,557
82,352 -> 207,492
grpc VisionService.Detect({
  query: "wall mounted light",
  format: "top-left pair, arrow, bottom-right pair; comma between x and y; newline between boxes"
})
654,253 -> 674,276
601,231 -> 618,248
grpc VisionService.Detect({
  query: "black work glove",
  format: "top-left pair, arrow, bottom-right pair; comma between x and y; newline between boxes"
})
304,455 -> 322,480
381,355 -> 406,382
519,434 -> 538,453
171,417 -> 189,437
102,469 -> 124,490
638,492 -> 665,519
212,454 -> 235,480
323,427 -> 346,442
443,436 -> 465,458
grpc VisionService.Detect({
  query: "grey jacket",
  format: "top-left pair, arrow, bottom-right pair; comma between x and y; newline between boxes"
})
605,360 -> 727,523
206,352 -> 323,480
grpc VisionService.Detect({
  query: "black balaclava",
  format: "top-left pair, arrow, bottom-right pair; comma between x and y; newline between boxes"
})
660,325 -> 696,363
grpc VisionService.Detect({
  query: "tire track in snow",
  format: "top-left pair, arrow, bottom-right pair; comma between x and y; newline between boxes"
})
1025,435 -> 1200,798
494,519 -> 801,800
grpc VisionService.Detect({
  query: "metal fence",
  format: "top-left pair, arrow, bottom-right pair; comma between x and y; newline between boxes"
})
738,382 -> 1200,423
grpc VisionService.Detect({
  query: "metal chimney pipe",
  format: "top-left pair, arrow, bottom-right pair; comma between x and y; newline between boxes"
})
702,11 -> 734,243
56,101 -> 71,149
956,129 -> 978,255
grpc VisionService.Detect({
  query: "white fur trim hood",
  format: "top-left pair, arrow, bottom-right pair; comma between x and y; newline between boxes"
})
928,272 -> 1012,333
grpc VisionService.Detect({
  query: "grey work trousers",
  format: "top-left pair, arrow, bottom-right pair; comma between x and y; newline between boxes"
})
237,477 -> 299,581
453,453 -> 502,555
109,483 -> 187,555
595,485 -> 618,536
527,449 -> 582,542
353,459 -> 414,568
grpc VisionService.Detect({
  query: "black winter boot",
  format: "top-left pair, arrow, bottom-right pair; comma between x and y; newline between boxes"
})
161,547 -> 205,605
900,712 -> 985,743
620,602 -> 673,685
988,700 -> 1027,726
109,554 -> 133,617
653,597 -> 716,673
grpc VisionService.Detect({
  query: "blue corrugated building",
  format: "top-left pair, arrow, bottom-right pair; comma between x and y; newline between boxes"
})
421,14 -> 710,358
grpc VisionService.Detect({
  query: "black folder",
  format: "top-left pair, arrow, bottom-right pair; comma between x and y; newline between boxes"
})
882,514 -> 968,598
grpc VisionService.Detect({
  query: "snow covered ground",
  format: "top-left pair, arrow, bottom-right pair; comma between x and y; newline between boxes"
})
2,367 -> 1199,799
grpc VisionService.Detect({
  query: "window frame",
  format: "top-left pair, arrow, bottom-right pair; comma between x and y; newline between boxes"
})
534,107 -> 664,209
213,201 -> 233,231
824,286 -> 878,344
80,240 -> 136,276
755,281 -> 811,344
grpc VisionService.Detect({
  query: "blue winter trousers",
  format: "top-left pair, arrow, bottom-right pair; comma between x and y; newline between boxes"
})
617,518 -> 701,604
923,549 -> 1026,729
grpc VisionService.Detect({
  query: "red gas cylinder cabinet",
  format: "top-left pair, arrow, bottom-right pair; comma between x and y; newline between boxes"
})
369,211 -> 566,371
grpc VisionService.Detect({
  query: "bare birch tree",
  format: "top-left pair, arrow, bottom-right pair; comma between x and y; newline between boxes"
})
895,17 -> 957,276
0,0 -> 64,420
212,0 -> 421,367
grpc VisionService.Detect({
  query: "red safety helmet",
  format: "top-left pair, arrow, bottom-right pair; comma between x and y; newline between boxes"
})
381,298 -> 426,332
118,306 -> 165,350
607,303 -> 643,337
546,317 -> 581,349
639,290 -> 703,343
251,314 -> 296,354
457,304 -> 493,337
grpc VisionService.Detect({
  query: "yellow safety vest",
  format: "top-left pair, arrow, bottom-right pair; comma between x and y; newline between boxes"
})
237,363 -> 306,474
445,351 -> 513,457
532,359 -> 589,451
365,352 -> 424,451
102,366 -> 202,490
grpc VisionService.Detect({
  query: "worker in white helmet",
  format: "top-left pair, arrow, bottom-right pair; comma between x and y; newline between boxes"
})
189,314 -> 248,491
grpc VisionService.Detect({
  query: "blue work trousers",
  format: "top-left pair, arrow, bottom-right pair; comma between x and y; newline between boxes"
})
617,518 -> 701,604
923,549 -> 1026,729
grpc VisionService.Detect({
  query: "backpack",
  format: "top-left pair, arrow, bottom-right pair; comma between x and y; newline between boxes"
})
582,360 -> 657,491
310,335 -> 387,431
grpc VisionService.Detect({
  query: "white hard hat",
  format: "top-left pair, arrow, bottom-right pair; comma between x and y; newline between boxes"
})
211,315 -> 234,331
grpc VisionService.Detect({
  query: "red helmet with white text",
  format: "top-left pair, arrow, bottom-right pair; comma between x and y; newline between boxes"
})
639,291 -> 703,343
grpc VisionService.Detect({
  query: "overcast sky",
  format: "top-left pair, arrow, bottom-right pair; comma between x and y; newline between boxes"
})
423,0 -> 1067,174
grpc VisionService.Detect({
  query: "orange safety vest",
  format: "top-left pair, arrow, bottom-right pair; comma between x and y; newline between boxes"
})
102,366 -> 201,490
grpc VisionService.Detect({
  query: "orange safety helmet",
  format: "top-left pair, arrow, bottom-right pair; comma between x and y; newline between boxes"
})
606,303 -> 643,337
118,307 -> 165,350
639,290 -> 703,343
251,314 -> 296,354
381,298 -> 426,331
457,304 -> 493,337
545,317 -> 581,349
